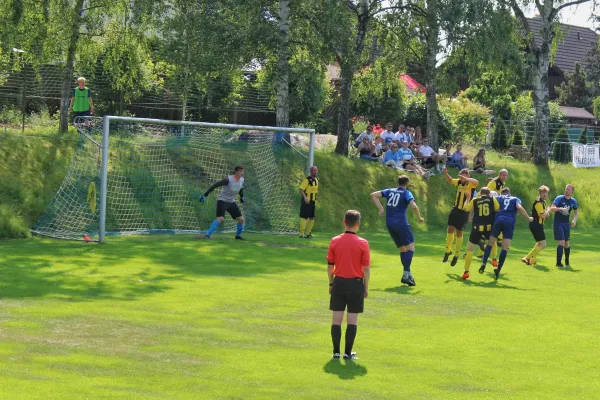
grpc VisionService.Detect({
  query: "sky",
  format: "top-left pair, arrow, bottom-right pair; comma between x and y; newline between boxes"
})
524,2 -> 598,30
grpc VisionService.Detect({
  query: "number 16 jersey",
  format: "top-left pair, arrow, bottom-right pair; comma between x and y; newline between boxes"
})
465,195 -> 500,229
381,187 -> 414,226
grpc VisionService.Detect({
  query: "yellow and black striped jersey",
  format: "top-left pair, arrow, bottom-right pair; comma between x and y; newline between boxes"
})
465,195 -> 500,229
531,198 -> 547,225
451,179 -> 478,211
299,176 -> 319,201
488,178 -> 505,193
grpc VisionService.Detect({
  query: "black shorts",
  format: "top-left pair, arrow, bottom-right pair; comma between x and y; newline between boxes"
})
448,208 -> 469,231
423,157 -> 435,166
300,199 -> 316,219
330,277 -> 365,313
529,222 -> 546,242
74,110 -> 91,117
216,200 -> 242,219
469,225 -> 492,245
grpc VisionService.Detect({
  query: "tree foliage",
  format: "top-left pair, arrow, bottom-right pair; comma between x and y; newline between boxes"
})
552,127 -> 571,163
556,63 -> 594,111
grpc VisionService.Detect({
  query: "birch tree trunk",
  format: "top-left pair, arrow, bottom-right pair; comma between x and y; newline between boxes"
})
532,46 -> 551,164
276,0 -> 290,128
424,0 -> 440,149
59,0 -> 85,133
335,0 -> 369,155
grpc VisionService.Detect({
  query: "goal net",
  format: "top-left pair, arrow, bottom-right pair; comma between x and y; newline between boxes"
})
32,116 -> 314,242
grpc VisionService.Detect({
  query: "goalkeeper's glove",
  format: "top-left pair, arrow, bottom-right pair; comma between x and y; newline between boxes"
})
240,196 -> 246,204
200,195 -> 207,203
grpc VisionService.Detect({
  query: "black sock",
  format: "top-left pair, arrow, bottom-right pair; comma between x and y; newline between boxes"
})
344,324 -> 357,355
331,325 -> 341,354
565,247 -> 571,264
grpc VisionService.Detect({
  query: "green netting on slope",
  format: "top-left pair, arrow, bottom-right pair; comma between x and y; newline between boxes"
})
32,117 -> 307,241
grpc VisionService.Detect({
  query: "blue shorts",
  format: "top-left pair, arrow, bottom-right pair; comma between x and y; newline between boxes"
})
387,223 -> 414,248
554,222 -> 571,241
491,218 -> 515,240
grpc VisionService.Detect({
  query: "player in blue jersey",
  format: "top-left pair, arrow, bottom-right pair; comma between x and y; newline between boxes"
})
371,175 -> 425,286
479,187 -> 533,280
549,184 -> 578,268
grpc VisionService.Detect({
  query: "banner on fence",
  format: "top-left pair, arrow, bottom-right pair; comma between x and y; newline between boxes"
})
572,143 -> 600,168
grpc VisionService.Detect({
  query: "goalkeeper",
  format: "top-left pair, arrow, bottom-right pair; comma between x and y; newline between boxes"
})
200,166 -> 246,240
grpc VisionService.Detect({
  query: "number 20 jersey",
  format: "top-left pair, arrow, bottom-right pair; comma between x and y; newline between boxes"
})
381,187 -> 414,226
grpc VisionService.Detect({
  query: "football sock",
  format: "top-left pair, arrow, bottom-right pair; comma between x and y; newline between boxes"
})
206,219 -> 220,236
482,244 -> 492,265
564,247 -> 570,265
299,218 -> 307,236
491,241 -> 498,260
306,219 -> 315,235
401,250 -> 414,273
557,245 -> 564,265
464,251 -> 473,272
331,325 -> 341,354
498,249 -> 508,270
445,232 -> 455,253
527,244 -> 541,260
344,324 -> 357,356
236,223 -> 243,237
454,235 -> 464,256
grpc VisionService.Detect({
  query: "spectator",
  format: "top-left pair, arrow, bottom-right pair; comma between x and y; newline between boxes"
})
382,143 -> 402,168
358,138 -> 380,161
380,123 -> 395,151
405,126 -> 415,143
472,149 -> 486,174
399,141 -> 430,178
414,126 -> 423,144
418,137 -> 444,174
372,137 -> 384,157
448,144 -> 468,169
394,124 -> 407,144
354,125 -> 375,148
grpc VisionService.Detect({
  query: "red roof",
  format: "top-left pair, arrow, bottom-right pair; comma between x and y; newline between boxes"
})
400,74 -> 426,93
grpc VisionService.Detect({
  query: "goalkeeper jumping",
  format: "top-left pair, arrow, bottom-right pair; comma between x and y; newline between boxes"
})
199,166 -> 246,240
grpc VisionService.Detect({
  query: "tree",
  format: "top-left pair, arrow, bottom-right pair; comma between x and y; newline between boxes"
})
552,126 -> 571,163
464,70 -> 519,120
556,63 -> 593,110
594,96 -> 600,118
507,0 -> 599,165
493,119 -> 509,150
276,0 -> 290,128
512,128 -> 525,146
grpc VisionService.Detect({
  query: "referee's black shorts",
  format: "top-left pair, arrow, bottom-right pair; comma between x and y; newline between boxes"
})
529,222 -> 546,242
330,277 -> 365,313
448,208 -> 469,231
469,224 -> 492,245
216,200 -> 242,219
299,199 -> 316,219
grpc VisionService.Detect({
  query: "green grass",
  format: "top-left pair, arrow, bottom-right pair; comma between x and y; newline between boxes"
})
1,231 -> 599,399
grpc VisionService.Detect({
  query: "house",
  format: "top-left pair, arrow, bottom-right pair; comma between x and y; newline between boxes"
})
559,106 -> 598,126
526,17 -> 599,99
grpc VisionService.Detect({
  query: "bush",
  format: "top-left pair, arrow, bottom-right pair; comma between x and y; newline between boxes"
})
552,127 -> 571,163
440,97 -> 491,144
493,119 -> 509,150
512,128 -> 525,146
577,127 -> 588,144
404,94 -> 454,143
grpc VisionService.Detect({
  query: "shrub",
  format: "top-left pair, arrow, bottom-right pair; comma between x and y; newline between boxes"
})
577,127 -> 588,144
440,97 -> 491,144
493,119 -> 509,150
552,127 -> 571,163
404,94 -> 454,143
512,128 -> 525,146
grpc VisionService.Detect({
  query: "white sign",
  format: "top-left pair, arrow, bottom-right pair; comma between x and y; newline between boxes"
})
572,143 -> 600,168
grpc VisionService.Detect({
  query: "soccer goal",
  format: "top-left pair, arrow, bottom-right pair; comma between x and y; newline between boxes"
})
32,116 -> 315,242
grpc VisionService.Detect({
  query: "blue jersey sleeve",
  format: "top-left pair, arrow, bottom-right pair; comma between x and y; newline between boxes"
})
381,189 -> 390,198
405,190 -> 415,203
515,197 -> 521,205
552,195 -> 563,206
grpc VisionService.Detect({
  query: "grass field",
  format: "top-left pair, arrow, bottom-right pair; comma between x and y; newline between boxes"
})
1,230 -> 599,399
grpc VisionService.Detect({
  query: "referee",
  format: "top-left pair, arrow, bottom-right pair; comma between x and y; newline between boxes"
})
299,165 -> 319,238
327,210 -> 371,360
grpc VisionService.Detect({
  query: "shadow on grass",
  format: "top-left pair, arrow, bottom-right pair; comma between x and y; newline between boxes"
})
380,286 -> 421,295
323,359 -> 368,380
0,234 -> 324,301
445,274 -> 526,290
533,264 -> 550,272
560,266 -> 581,273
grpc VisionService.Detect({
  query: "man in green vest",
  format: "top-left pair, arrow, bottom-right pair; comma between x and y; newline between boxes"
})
69,77 -> 95,117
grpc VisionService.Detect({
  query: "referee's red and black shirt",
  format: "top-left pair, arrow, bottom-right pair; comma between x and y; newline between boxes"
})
327,232 -> 370,278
